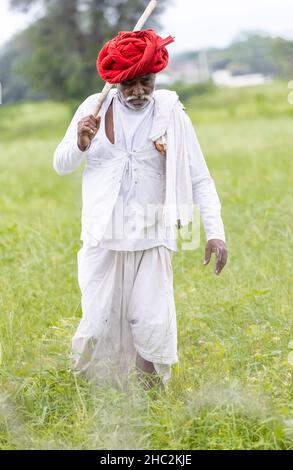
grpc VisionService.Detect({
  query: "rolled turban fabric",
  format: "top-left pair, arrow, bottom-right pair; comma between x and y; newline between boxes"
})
97,29 -> 175,84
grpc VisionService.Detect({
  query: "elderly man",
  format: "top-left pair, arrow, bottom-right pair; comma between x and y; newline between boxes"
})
53,29 -> 228,390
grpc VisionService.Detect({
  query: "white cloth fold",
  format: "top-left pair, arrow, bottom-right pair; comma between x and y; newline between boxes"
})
149,90 -> 195,229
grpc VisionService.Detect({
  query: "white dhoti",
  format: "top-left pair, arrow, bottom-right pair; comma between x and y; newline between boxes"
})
71,244 -> 178,388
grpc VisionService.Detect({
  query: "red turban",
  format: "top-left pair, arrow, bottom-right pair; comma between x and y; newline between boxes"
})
96,29 -> 175,84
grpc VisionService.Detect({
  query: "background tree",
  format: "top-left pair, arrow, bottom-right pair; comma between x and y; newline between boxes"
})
2,0 -> 168,102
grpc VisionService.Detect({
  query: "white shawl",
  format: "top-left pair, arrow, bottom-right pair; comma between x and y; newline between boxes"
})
150,90 -> 194,229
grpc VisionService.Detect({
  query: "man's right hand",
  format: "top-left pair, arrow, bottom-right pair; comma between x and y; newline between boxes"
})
77,114 -> 101,151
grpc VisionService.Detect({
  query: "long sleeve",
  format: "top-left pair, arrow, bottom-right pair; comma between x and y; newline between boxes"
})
53,103 -> 90,176
183,112 -> 226,242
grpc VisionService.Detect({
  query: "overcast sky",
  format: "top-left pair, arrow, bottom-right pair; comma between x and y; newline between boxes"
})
0,0 -> 293,52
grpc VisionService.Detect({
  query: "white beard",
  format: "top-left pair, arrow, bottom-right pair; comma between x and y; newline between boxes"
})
117,89 -> 153,111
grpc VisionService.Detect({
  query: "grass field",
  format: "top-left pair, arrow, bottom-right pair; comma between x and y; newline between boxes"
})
0,80 -> 292,449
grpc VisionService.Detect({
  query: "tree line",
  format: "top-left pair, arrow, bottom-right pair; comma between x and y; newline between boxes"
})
0,0 -> 168,103
1,2 -> 293,104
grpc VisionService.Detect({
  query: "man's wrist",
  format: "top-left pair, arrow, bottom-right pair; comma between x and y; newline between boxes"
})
206,235 -> 226,243
77,140 -> 91,152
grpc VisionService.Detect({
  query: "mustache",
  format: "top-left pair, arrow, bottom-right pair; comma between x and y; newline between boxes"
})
126,95 -> 152,102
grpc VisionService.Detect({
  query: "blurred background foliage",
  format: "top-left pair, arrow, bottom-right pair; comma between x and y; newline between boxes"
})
0,0 -> 293,104
0,0 -> 167,102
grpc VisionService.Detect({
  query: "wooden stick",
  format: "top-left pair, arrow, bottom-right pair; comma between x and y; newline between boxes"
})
92,0 -> 157,117
92,82 -> 112,118
133,0 -> 157,31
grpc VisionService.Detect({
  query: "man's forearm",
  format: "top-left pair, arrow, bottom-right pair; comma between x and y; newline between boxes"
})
53,139 -> 88,176
192,176 -> 226,242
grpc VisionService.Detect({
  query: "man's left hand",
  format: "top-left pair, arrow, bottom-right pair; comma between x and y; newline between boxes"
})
204,239 -> 228,275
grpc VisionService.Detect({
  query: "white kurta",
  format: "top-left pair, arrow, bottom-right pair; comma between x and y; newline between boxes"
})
98,92 -> 177,251
53,89 -> 226,247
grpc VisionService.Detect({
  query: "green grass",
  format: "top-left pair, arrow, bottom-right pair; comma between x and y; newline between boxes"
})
0,80 -> 292,449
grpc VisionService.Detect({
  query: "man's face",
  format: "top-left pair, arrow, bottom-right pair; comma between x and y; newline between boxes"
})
117,73 -> 156,110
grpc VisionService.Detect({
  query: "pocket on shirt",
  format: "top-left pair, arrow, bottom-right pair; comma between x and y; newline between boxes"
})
143,168 -> 166,180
